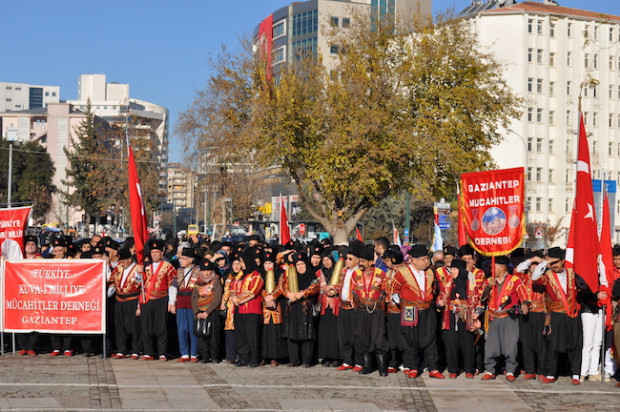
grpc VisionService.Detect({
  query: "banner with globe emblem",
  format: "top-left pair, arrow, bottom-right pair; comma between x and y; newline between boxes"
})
460,168 -> 525,256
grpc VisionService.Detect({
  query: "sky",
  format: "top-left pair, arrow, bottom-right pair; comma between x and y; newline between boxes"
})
2,0 -> 620,163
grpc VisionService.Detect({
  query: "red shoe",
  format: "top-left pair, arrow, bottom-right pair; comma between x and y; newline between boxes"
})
408,369 -> 419,379
616,382 -> 620,388
177,356 -> 189,362
523,373 -> 537,380
142,355 -> 154,361
449,373 -> 457,379
506,373 -> 516,382
64,350 -> 73,357
159,355 -> 167,362
481,372 -> 496,380
337,364 -> 353,371
130,354 -> 139,360
571,379 -> 580,385
429,370 -> 445,379
537,374 -> 545,381
387,367 -> 397,373
113,353 -> 125,359
26,350 -> 37,356
18,350 -> 27,356
541,377 -> 556,384
352,365 -> 363,372
190,356 -> 199,363
50,350 -> 60,357
465,373 -> 474,379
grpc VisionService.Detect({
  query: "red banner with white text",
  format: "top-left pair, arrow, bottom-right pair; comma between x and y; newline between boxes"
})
2,259 -> 106,333
460,168 -> 525,256
0,206 -> 31,258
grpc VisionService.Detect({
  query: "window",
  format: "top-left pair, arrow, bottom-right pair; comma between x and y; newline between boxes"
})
549,139 -> 554,152
537,20 -> 543,34
594,25 -> 599,39
549,110 -> 555,124
611,27 -> 615,41
549,52 -> 555,66
610,113 -> 614,127
342,18 -> 351,28
567,110 -> 572,125
14,105 -> 21,108
548,198 -> 553,212
52,92 -> 56,97
5,98 -> 11,102
584,87 -> 588,97
5,86 -> 11,90
527,167 -> 533,181
618,114 -> 620,128
593,85 -> 598,98
609,142 -> 614,156
528,19 -> 533,33
550,23 -> 555,37
15,87 -> 20,91
537,137 -> 543,152
331,16 -> 339,27
527,108 -> 533,122
566,168 -> 571,182
273,21 -> 285,38
549,81 -> 555,95
567,51 -> 572,66
585,25 -> 590,38
585,53 -> 589,68
527,78 -> 533,92
568,23 -> 572,37
45,91 -> 49,96
536,197 -> 542,212
537,79 -> 543,93
330,45 -> 339,54
272,47 -> 285,64
527,137 -> 533,151
292,10 -> 318,37
528,48 -> 533,62
594,54 -> 598,69
566,198 -> 570,212
536,167 -> 542,181
527,197 -> 532,212
584,111 -> 589,125
537,108 -> 543,123
537,49 -> 543,63
610,85 -> 614,98
610,56 -> 614,70
618,85 -> 620,99
567,81 -> 572,95
593,141 -> 598,154
593,112 -> 598,126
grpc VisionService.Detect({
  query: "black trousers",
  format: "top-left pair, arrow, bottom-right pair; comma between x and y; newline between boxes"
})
401,308 -> 439,371
114,299 -> 142,355
519,311 -> 546,375
17,333 -> 39,351
50,335 -> 72,351
234,313 -> 261,364
386,312 -> 403,368
338,308 -> 360,365
353,309 -> 388,355
442,313 -> 475,374
141,297 -> 168,357
288,339 -> 314,365
544,312 -> 582,377
198,311 -> 222,361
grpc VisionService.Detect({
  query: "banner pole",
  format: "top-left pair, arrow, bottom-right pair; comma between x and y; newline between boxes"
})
11,333 -> 15,355
601,305 -> 605,386
103,334 -> 106,359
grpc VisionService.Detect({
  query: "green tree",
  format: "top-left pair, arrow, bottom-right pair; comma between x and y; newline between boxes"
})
0,139 -> 55,222
179,15 -> 522,243
63,101 -> 121,230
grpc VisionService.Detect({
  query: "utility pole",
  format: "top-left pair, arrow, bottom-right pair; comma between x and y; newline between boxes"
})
7,141 -> 12,208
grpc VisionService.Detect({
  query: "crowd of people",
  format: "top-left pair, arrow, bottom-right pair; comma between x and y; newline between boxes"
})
14,232 -> 620,386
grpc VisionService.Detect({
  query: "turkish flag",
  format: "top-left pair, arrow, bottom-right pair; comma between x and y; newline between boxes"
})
565,113 -> 600,293
457,190 -> 467,247
356,227 -> 363,242
599,191 -> 614,328
280,198 -> 291,245
127,145 -> 149,264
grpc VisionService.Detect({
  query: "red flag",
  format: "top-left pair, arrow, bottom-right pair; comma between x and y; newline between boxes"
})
566,113 -> 600,293
356,227 -> 363,242
457,188 -> 467,247
280,198 -> 291,245
127,145 -> 149,265
599,191 -> 614,329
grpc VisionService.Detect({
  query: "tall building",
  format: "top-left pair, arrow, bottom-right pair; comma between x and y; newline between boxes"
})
460,0 -> 620,244
254,0 -> 431,74
66,74 -> 169,200
0,82 -> 60,112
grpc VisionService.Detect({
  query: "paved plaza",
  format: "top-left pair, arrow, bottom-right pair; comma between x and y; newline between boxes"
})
0,353 -> 617,411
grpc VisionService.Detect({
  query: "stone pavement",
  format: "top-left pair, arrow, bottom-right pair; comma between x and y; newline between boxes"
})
0,354 -> 617,411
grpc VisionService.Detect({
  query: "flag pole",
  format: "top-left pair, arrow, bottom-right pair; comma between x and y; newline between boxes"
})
600,171 -> 606,386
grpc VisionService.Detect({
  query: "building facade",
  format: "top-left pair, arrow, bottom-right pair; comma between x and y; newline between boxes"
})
461,0 -> 620,244
0,82 -> 60,112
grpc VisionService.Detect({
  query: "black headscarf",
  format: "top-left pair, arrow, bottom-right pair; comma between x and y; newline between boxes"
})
450,259 -> 468,299
320,250 -> 336,283
292,252 -> 316,291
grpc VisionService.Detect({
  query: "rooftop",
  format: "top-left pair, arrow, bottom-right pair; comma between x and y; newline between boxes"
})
460,0 -> 620,21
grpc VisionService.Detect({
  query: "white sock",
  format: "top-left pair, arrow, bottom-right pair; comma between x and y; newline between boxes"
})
572,375 -> 579,380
